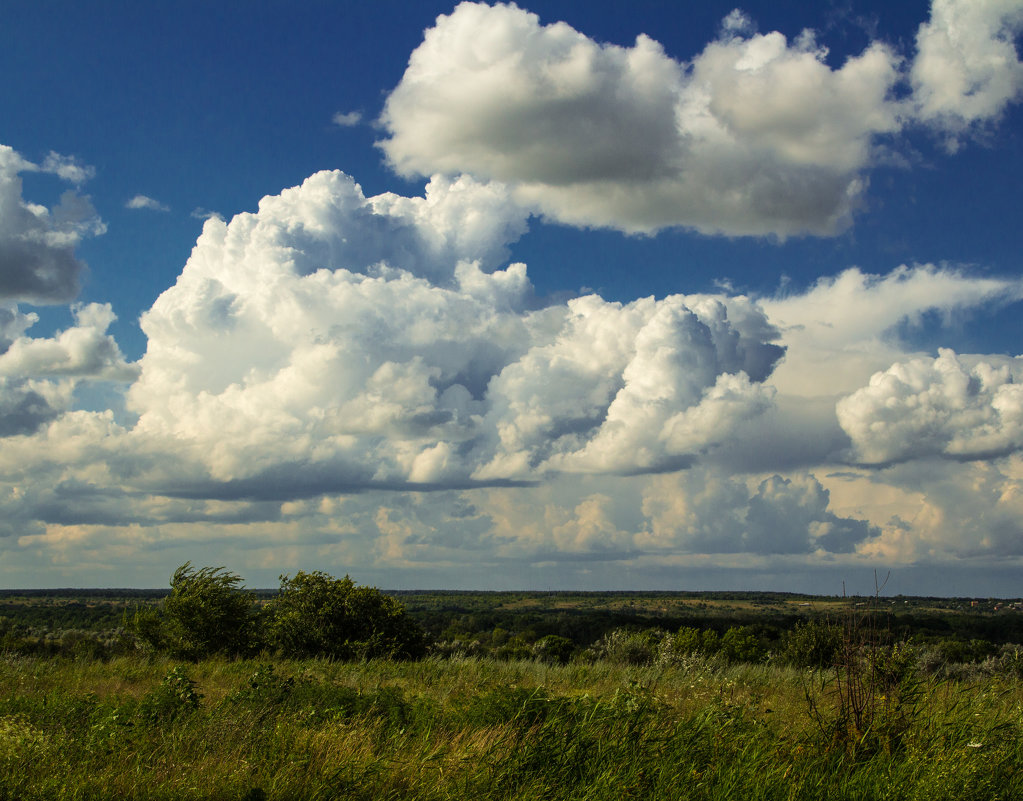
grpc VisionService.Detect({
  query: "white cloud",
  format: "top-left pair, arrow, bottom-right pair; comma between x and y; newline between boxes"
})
0,305 -> 38,353
483,294 -> 782,477
0,302 -> 139,382
379,1 -> 1023,238
911,0 -> 1023,144
837,349 -> 1023,464
126,195 -> 169,212
638,470 -> 878,555
825,458 -> 1023,563
0,145 -> 104,304
332,110 -> 363,127
760,264 -> 1023,397
119,169 -> 782,489
720,9 -> 756,38
41,151 -> 96,185
378,2 -> 902,237
0,161 -> 1014,579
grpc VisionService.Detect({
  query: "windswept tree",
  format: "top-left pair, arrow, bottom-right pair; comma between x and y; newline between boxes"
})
132,562 -> 258,659
266,571 -> 426,660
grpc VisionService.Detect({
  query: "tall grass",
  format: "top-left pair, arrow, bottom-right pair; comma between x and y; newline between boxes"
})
1,653 -> 1020,800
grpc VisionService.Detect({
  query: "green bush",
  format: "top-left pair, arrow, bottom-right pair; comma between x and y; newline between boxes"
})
780,620 -> 841,668
720,626 -> 767,664
586,628 -> 659,665
228,664 -> 296,707
532,634 -> 576,665
138,665 -> 203,723
266,571 -> 427,660
132,563 -> 258,659
657,626 -> 722,666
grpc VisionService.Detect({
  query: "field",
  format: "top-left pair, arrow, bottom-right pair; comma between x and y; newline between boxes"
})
2,589 -> 1022,799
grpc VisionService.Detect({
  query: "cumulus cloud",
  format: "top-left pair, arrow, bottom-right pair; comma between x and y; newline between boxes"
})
0,163 -> 1009,573
0,305 -> 38,353
126,195 -> 169,212
0,144 -> 129,447
0,302 -> 139,382
826,458 -> 1023,563
343,469 -> 879,567
725,264 -> 1023,476
638,470 -> 879,555
837,348 -> 1023,464
479,293 -> 782,478
120,169 -> 782,491
0,145 -> 104,305
0,377 -> 70,437
911,0 -> 1023,144
378,1 -> 1023,238
378,2 -> 902,237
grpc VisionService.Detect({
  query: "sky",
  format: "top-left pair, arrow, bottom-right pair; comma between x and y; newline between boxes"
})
3,0 -> 1023,595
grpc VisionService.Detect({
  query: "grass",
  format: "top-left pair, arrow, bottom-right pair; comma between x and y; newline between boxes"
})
1,653 -> 1020,800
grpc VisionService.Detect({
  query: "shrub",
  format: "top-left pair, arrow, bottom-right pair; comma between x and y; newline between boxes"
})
431,639 -> 487,659
720,626 -> 767,664
139,666 -> 203,723
780,620 -> 842,668
657,626 -> 722,667
532,634 -> 576,665
266,571 -> 427,660
229,664 -> 296,707
996,644 -> 1023,678
804,592 -> 923,757
131,563 -> 258,659
586,628 -> 659,665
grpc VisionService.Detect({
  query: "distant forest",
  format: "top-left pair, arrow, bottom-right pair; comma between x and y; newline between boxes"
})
2,581 -> 1022,668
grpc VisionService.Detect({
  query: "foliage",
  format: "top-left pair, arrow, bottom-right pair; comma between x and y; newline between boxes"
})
138,665 -> 203,722
128,604 -> 167,653
720,625 -> 768,664
9,587 -> 1023,671
780,620 -> 842,668
584,627 -> 660,665
228,664 -> 296,706
531,634 -> 576,665
804,592 -> 924,757
266,571 -> 427,660
656,626 -> 721,667
142,563 -> 258,659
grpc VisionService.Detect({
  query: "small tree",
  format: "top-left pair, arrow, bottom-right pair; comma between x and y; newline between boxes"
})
266,571 -> 426,660
144,562 -> 258,659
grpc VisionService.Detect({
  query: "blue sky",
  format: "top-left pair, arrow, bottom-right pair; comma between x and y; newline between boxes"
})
3,0 -> 1023,593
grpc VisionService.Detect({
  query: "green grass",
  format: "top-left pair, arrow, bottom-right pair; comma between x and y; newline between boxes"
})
1,654 -> 1020,800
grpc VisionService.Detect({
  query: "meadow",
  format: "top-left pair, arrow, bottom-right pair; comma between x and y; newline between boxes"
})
1,653 -> 1021,800
2,588 -> 1022,799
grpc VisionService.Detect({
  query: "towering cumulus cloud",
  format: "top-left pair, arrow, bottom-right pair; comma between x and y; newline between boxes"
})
129,171 -> 783,491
